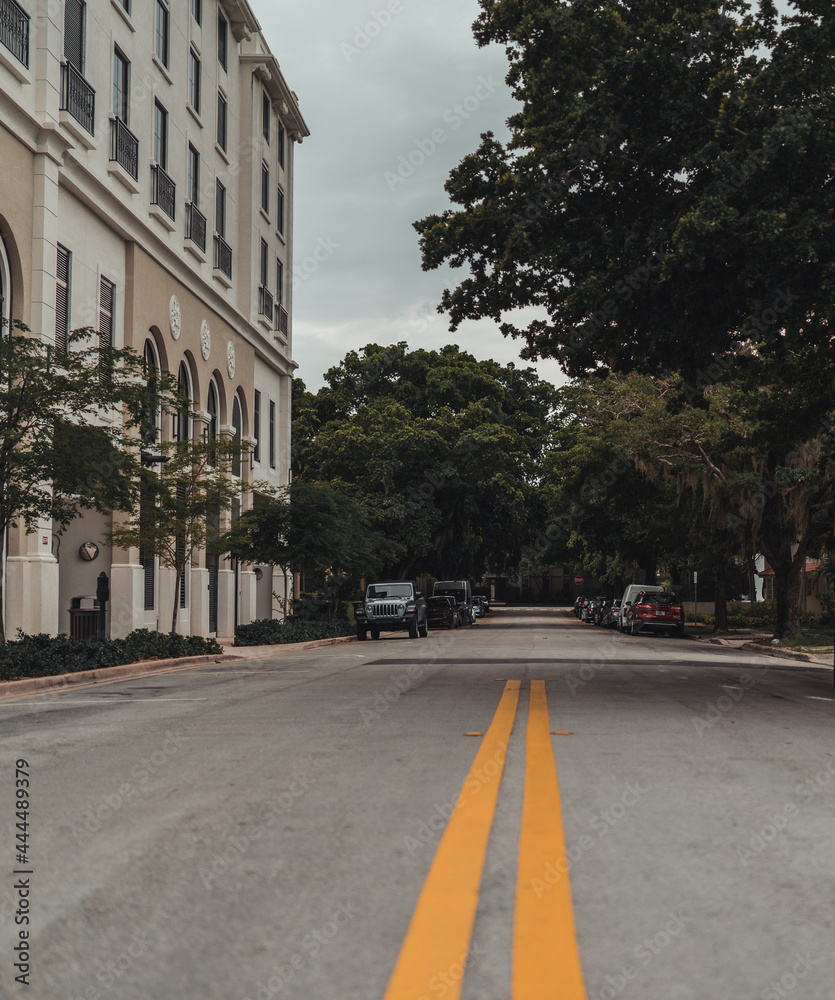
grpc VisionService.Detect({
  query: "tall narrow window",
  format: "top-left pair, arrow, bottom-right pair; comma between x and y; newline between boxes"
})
175,362 -> 191,441
187,144 -> 200,206
64,0 -> 86,72
113,48 -> 130,122
217,11 -> 228,71
206,380 -> 218,465
276,186 -> 285,236
260,239 -> 269,288
269,400 -> 276,469
142,338 -> 161,444
189,48 -> 201,113
232,395 -> 243,479
191,0 -> 202,25
55,245 -> 71,353
216,179 -> 226,237
276,259 -> 283,305
253,390 -> 261,463
278,120 -> 285,169
155,1 -> 169,68
217,90 -> 227,151
262,92 -> 270,143
154,100 -> 168,167
98,277 -> 115,383
261,163 -> 269,216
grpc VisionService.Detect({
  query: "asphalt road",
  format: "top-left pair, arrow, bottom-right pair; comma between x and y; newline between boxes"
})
1,607 -> 834,1000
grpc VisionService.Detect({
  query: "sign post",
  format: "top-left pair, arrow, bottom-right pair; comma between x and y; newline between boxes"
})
96,571 -> 110,641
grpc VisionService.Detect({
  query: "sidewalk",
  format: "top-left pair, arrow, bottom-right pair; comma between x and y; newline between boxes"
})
0,635 -> 356,702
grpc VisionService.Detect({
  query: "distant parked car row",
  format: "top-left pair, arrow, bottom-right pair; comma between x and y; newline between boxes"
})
574,586 -> 684,638
355,580 -> 491,640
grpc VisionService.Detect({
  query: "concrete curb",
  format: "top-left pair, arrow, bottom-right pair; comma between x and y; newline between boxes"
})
738,642 -> 833,667
0,635 -> 357,701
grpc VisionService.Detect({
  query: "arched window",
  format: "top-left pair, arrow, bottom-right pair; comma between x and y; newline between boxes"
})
142,338 -> 161,444
175,361 -> 192,441
207,380 -> 218,441
0,234 -> 11,336
232,393 -> 243,478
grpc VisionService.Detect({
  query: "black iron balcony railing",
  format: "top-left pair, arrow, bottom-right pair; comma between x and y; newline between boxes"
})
258,285 -> 274,320
214,235 -> 233,280
275,304 -> 288,336
110,117 -> 139,180
151,164 -> 176,220
60,61 -> 95,135
185,201 -> 207,253
0,0 -> 29,67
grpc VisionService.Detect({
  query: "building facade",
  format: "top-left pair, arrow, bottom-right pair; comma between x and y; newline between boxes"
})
0,0 -> 308,638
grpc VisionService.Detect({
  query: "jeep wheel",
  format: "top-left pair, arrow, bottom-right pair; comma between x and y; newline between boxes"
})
370,629 -> 380,640
419,618 -> 428,638
357,627 -> 367,641
408,618 -> 419,639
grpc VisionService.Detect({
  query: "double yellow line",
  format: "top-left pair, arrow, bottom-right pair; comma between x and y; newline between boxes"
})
382,680 -> 587,1000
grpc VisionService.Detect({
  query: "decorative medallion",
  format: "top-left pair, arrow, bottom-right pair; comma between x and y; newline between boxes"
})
79,541 -> 99,561
227,341 -> 236,379
169,295 -> 181,340
200,320 -> 211,360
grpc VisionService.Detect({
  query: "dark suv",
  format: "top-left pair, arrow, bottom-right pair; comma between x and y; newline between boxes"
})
356,581 -> 428,640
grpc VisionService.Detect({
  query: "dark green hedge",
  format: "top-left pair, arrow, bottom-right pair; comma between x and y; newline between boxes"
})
0,629 -> 223,682
234,617 -> 354,646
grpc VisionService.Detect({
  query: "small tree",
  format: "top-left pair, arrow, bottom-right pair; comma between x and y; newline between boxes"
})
0,323 -> 172,643
107,434 -> 251,634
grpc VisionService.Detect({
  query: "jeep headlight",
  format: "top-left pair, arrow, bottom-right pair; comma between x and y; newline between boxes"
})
404,601 -> 415,612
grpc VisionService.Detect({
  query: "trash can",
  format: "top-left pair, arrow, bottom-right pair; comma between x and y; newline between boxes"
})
68,596 -> 100,641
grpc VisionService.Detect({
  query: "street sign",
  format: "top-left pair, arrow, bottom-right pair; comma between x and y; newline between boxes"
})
574,575 -> 583,586
693,571 -> 698,583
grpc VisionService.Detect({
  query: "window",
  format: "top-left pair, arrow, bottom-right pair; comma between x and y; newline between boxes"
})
276,186 -> 285,236
269,400 -> 276,469
216,179 -> 226,237
187,144 -> 199,205
175,361 -> 191,442
278,120 -> 285,169
154,1 -> 169,68
189,48 -> 201,113
142,338 -> 161,444
55,245 -> 71,353
276,259 -> 283,305
191,0 -> 202,25
260,239 -> 268,288
116,0 -> 131,13
261,162 -> 269,216
64,0 -> 86,73
216,90 -> 227,151
262,92 -> 270,143
206,380 -> 218,464
217,11 -> 228,71
113,48 -> 130,123
253,390 -> 261,462
154,100 -> 168,168
232,395 -> 243,478
98,277 -> 115,382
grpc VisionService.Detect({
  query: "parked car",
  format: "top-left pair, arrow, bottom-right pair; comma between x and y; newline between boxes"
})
426,596 -> 459,630
473,594 -> 491,614
433,580 -> 474,625
622,591 -> 685,637
582,596 -> 606,622
472,596 -> 489,618
603,599 -> 621,629
617,584 -> 669,632
356,581 -> 428,640
594,599 -> 611,626
573,596 -> 585,617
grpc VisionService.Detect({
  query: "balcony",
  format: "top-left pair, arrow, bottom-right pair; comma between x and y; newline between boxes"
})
258,285 -> 274,322
185,202 -> 207,254
60,61 -> 95,135
110,117 -> 139,181
0,0 -> 29,68
151,164 -> 176,221
213,234 -> 233,280
275,304 -> 288,337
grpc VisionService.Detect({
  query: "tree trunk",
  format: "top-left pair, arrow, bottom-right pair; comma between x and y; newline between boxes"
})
712,562 -> 728,632
761,536 -> 807,638
171,563 -> 183,634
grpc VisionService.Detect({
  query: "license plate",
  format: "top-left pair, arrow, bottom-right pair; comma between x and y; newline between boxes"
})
656,611 -> 665,616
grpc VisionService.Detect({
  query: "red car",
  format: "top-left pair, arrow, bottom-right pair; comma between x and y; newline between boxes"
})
623,591 -> 684,637
426,596 -> 460,629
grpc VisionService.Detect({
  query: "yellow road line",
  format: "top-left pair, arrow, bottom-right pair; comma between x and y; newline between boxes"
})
514,680 -> 587,998
382,680 -> 520,1000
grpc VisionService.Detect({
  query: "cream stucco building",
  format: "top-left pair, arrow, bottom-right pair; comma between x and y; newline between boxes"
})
0,0 -> 308,638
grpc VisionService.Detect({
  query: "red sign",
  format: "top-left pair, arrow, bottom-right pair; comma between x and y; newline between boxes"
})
574,575 -> 583,586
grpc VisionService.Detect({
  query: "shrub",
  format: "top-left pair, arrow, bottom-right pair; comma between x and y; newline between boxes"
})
234,617 -> 354,646
0,630 -> 223,682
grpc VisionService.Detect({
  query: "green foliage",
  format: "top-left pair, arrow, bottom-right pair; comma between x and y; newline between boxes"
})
292,342 -> 559,580
0,629 -> 222,682
233,618 -> 354,647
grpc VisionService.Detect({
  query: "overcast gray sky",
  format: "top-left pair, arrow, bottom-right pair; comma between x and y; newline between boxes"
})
251,0 -> 566,391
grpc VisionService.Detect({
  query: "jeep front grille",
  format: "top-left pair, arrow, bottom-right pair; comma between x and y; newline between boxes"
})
367,603 -> 402,618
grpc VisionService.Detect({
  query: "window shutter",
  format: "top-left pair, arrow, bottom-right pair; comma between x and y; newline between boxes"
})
55,245 -> 71,352
64,0 -> 86,72
98,277 -> 114,383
